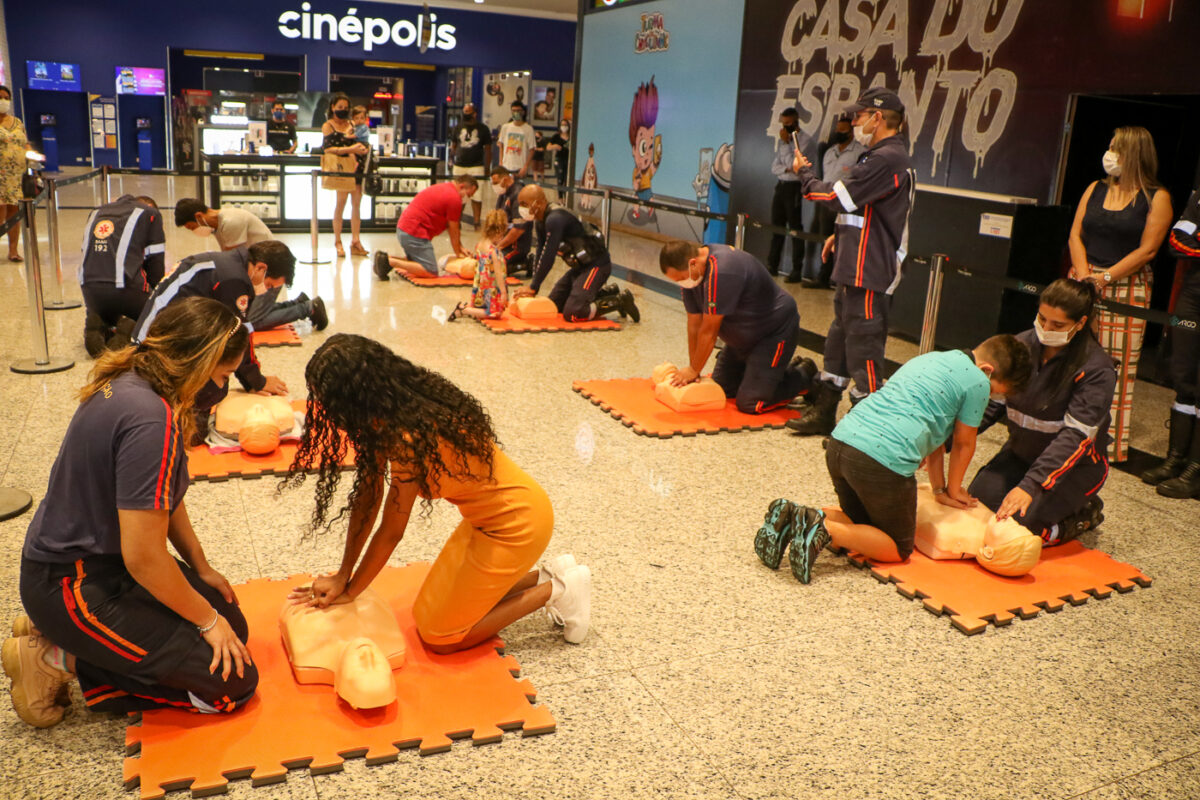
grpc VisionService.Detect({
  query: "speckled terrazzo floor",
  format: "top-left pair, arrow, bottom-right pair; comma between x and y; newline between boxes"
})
0,172 -> 1194,800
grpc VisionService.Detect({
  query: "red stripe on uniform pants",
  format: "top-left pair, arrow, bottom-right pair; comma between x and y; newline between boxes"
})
770,341 -> 784,368
1086,457 -> 1110,496
60,577 -> 141,663
72,562 -> 148,656
85,689 -> 128,706
83,685 -> 114,698
866,360 -> 877,392
864,290 -> 873,320
583,267 -> 599,291
1042,440 -> 1090,490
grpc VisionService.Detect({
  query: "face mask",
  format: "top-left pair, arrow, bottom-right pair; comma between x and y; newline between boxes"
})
512,111 -> 525,122
0,99 -> 11,115
1102,150 -> 1121,177
560,125 -> 570,135
334,108 -> 349,119
193,223 -> 213,238
464,114 -> 476,123
1034,316 -> 1076,347
272,111 -> 284,121
518,206 -> 534,221
783,122 -> 798,133
833,130 -> 851,144
989,392 -> 1006,402
676,277 -> 701,290
853,119 -> 874,147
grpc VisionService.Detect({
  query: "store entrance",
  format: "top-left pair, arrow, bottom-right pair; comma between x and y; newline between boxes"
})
1056,93 -> 1200,383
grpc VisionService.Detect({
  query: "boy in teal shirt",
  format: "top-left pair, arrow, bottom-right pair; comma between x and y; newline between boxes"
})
757,335 -> 1032,582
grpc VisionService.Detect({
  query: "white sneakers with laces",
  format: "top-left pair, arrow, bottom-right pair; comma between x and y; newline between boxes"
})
538,554 -> 591,644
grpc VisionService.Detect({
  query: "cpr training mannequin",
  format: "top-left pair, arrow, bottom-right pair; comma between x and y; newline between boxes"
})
652,363 -> 727,412
509,296 -> 558,320
828,483 -> 1043,577
212,391 -> 296,454
279,587 -> 407,709
437,254 -> 477,280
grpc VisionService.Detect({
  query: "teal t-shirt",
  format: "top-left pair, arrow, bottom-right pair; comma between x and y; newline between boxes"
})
831,350 -> 991,477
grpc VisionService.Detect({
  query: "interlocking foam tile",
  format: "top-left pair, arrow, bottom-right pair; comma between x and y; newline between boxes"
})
834,541 -> 1152,635
188,402 -> 355,482
476,313 -> 622,334
396,270 -> 522,287
124,564 -> 555,799
250,325 -> 301,348
573,377 -> 800,438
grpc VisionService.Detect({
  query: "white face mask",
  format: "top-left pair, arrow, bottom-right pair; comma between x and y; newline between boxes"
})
559,125 -> 570,135
676,260 -> 702,289
192,223 -> 214,238
1102,150 -> 1121,177
1034,316 -> 1076,348
518,206 -> 534,221
0,99 -> 11,115
853,116 -> 875,147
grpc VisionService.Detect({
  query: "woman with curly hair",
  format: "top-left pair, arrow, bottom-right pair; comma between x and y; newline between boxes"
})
283,334 -> 589,652
7,298 -> 257,729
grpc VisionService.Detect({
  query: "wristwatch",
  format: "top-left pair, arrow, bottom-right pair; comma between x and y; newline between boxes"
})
1102,272 -> 1112,283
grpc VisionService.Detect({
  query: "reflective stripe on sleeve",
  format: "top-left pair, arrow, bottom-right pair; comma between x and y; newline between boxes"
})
833,181 -> 856,212
1006,407 -> 1063,434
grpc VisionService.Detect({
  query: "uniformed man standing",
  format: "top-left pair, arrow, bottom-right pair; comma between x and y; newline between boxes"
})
78,194 -> 165,357
133,241 -> 292,442
786,87 -> 916,435
659,240 -> 815,413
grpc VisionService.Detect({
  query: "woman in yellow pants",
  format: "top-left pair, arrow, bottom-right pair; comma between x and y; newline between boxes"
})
284,334 -> 589,651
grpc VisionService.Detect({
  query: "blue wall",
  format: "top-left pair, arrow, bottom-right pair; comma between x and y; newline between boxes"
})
6,0 -> 576,165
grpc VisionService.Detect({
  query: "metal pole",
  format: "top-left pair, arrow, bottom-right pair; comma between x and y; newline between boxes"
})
43,179 -> 80,311
300,169 -> 331,265
194,119 -> 205,199
600,188 -> 612,247
734,213 -> 747,250
100,164 -> 111,204
11,199 -> 74,374
918,253 -> 948,355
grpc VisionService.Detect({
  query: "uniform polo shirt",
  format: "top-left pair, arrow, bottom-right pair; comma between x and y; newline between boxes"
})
680,245 -> 799,353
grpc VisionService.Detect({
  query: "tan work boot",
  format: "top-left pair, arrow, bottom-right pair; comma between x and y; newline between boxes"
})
11,614 -> 37,637
2,635 -> 73,728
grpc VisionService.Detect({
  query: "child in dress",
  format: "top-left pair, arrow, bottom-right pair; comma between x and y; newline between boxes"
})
451,209 -> 509,321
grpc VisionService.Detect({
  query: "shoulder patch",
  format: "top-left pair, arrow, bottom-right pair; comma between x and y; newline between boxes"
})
236,294 -> 250,313
93,219 -> 115,240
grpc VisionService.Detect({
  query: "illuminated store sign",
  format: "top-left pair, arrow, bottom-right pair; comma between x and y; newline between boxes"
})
277,3 -> 457,52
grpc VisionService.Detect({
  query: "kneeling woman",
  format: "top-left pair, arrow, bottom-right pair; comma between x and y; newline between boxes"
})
969,279 -> 1116,545
284,334 -> 588,653
7,298 -> 257,728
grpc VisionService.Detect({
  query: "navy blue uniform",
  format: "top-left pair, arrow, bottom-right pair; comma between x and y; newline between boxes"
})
79,195 -> 166,327
20,372 -> 256,714
1168,190 -> 1200,408
970,330 -> 1115,544
494,179 -> 531,272
681,245 -> 810,413
796,135 -> 916,399
531,207 -> 611,322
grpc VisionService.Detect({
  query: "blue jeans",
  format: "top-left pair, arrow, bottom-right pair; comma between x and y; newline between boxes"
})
398,231 -> 438,274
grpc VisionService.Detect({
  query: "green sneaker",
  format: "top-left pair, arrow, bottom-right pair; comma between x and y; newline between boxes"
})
754,498 -> 797,570
788,507 -> 830,584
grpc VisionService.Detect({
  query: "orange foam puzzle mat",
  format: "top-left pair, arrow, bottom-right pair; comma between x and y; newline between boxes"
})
573,377 -> 800,437
187,401 -> 355,482
124,563 -> 555,799
250,325 -> 301,348
476,313 -> 622,334
835,541 -> 1152,635
397,270 -> 522,287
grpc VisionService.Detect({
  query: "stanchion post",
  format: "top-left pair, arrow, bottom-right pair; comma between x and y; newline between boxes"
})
43,179 -> 80,311
918,253 -> 948,355
601,188 -> 612,246
735,213 -> 747,250
101,164 -> 111,204
11,198 -> 73,374
300,169 -> 331,266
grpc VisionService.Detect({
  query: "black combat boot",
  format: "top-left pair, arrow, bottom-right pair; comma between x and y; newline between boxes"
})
1157,423 -> 1200,499
785,381 -> 841,435
1141,408 -> 1195,485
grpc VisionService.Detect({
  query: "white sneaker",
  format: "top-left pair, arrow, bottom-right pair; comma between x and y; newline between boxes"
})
546,565 -> 591,644
538,554 -> 578,594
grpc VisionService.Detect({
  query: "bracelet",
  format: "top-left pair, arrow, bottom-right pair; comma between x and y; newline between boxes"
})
197,610 -> 219,634
932,487 -> 947,495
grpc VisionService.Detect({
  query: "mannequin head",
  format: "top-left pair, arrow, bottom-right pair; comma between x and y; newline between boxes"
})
214,392 -> 294,453
977,516 -> 1043,577
239,403 -> 283,454
333,637 -> 396,710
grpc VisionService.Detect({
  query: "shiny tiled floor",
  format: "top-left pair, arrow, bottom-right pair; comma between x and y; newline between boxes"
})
0,172 -> 1194,800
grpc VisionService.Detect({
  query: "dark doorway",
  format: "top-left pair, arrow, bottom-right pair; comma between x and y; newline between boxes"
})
1057,93 -> 1200,383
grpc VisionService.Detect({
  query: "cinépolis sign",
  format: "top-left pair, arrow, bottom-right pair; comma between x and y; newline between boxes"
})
276,3 -> 458,52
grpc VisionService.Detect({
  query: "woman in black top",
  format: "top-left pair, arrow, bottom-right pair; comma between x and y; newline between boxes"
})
6,298 -> 256,728
545,119 -> 571,187
1067,125 -> 1172,462
322,93 -> 368,258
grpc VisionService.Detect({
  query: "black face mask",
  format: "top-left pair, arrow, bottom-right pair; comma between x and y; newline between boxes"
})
333,108 -> 349,119
833,130 -> 851,144
463,114 -> 476,123
783,122 -> 798,133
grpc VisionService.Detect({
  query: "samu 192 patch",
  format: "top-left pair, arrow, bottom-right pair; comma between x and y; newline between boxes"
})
236,294 -> 250,313
93,219 -> 115,240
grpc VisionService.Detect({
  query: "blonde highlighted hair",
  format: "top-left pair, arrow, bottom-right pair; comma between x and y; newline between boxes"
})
1106,126 -> 1162,200
80,297 -> 250,445
482,208 -> 509,241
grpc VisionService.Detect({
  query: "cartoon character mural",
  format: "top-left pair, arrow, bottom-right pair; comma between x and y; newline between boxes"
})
580,142 -> 599,212
629,77 -> 661,222
701,143 -> 732,245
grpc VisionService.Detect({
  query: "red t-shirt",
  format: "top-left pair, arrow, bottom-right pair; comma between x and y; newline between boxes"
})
397,182 -> 462,240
